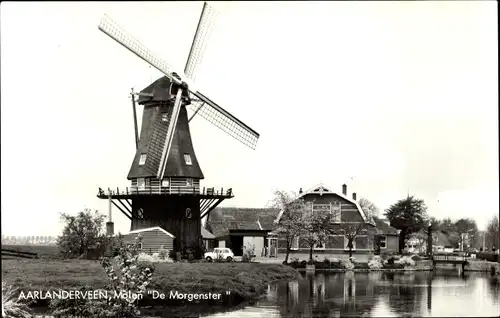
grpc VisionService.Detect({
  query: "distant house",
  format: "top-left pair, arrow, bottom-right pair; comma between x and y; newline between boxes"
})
405,229 -> 453,254
122,227 -> 174,254
372,216 -> 400,253
205,207 -> 280,257
272,183 -> 400,259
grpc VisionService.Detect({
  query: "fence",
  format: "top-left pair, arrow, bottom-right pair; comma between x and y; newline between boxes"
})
1,248 -> 38,259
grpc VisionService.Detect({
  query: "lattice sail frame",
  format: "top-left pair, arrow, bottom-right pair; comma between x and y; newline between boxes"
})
98,6 -> 260,151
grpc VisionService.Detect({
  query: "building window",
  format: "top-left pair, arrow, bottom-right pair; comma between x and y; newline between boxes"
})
186,178 -> 193,186
380,236 -> 387,248
331,201 -> 341,223
291,237 -> 299,250
184,154 -> 192,165
161,113 -> 168,122
314,240 -> 325,250
137,243 -> 142,249
344,236 -> 356,250
137,178 -> 146,190
139,153 -> 147,165
161,179 -> 170,187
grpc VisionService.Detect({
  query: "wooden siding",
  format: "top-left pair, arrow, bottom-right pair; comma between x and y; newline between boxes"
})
131,196 -> 201,253
300,193 -> 365,223
123,229 -> 174,254
128,77 -> 205,180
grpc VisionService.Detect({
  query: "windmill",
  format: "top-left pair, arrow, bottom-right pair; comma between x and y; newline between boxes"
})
96,2 -> 260,259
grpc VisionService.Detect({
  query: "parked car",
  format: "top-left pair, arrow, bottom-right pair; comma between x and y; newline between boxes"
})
204,248 -> 234,262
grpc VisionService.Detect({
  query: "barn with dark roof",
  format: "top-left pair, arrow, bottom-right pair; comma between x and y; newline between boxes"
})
205,207 -> 280,257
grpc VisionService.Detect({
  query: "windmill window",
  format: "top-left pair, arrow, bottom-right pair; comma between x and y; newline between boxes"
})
137,178 -> 146,190
161,113 -> 169,122
139,154 -> 147,165
186,178 -> 193,186
184,154 -> 192,165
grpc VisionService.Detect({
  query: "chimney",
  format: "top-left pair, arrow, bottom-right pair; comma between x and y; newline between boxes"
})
106,222 -> 114,236
352,192 -> 357,201
342,184 -> 347,196
299,188 -> 303,194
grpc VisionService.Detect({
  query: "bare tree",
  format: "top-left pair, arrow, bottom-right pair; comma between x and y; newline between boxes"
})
358,197 -> 379,221
301,204 -> 331,261
486,215 -> 499,251
269,190 -> 308,263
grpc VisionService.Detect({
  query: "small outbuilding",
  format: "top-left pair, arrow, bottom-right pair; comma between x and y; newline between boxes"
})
122,226 -> 175,254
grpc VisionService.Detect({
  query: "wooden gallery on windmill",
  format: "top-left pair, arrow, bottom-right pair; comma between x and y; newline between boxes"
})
96,3 -> 260,259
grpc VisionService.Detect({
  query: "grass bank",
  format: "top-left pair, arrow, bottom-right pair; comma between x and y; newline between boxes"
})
2,259 -> 301,307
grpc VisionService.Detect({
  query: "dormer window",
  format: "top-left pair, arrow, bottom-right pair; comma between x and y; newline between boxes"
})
161,113 -> 169,122
184,154 -> 192,165
186,178 -> 193,186
139,153 -> 147,165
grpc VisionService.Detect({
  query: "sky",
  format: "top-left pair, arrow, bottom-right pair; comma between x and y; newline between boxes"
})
1,1 -> 498,236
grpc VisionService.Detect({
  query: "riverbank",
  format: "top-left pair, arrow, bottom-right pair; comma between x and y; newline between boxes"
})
1,259 -> 301,308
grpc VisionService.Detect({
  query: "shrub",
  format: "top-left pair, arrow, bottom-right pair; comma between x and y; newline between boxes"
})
50,234 -> 154,318
354,263 -> 370,270
340,259 -> 355,270
383,263 -> 405,269
410,255 -> 421,262
395,256 -> 416,267
323,257 -> 331,264
477,252 -> 498,263
368,256 -> 383,270
158,245 -> 169,260
2,282 -> 33,318
242,244 -> 255,263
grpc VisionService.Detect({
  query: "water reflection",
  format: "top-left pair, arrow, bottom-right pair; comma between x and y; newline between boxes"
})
208,270 -> 500,318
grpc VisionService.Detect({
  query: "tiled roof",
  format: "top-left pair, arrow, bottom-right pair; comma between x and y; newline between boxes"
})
372,217 -> 399,235
206,207 -> 280,237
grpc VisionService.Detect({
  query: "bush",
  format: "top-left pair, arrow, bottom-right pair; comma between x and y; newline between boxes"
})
368,256 -> 383,270
395,256 -> 416,267
477,252 -> 498,263
340,259 -> 355,270
158,245 -> 169,260
242,245 -> 255,263
2,282 -> 33,318
50,234 -> 154,318
410,255 -> 422,262
383,263 -> 405,269
354,263 -> 370,269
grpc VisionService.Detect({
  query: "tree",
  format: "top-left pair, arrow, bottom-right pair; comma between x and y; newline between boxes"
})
439,217 -> 455,234
358,198 -> 379,221
454,218 -> 478,251
385,195 -> 428,254
486,215 -> 499,251
336,222 -> 369,258
269,190 -> 308,263
57,208 -> 108,259
301,205 -> 331,262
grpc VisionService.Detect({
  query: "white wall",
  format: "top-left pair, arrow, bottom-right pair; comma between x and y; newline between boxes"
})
243,236 -> 264,256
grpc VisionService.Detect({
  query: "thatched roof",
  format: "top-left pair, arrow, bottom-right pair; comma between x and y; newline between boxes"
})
206,207 -> 280,237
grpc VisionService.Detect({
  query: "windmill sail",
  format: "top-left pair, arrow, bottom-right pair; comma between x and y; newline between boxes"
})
184,2 -> 218,82
98,4 -> 260,154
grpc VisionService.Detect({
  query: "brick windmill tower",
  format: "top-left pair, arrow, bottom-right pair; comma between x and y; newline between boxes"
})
96,3 -> 260,258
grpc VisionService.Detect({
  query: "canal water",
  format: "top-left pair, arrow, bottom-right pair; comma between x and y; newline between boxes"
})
34,269 -> 499,317
204,269 -> 499,318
